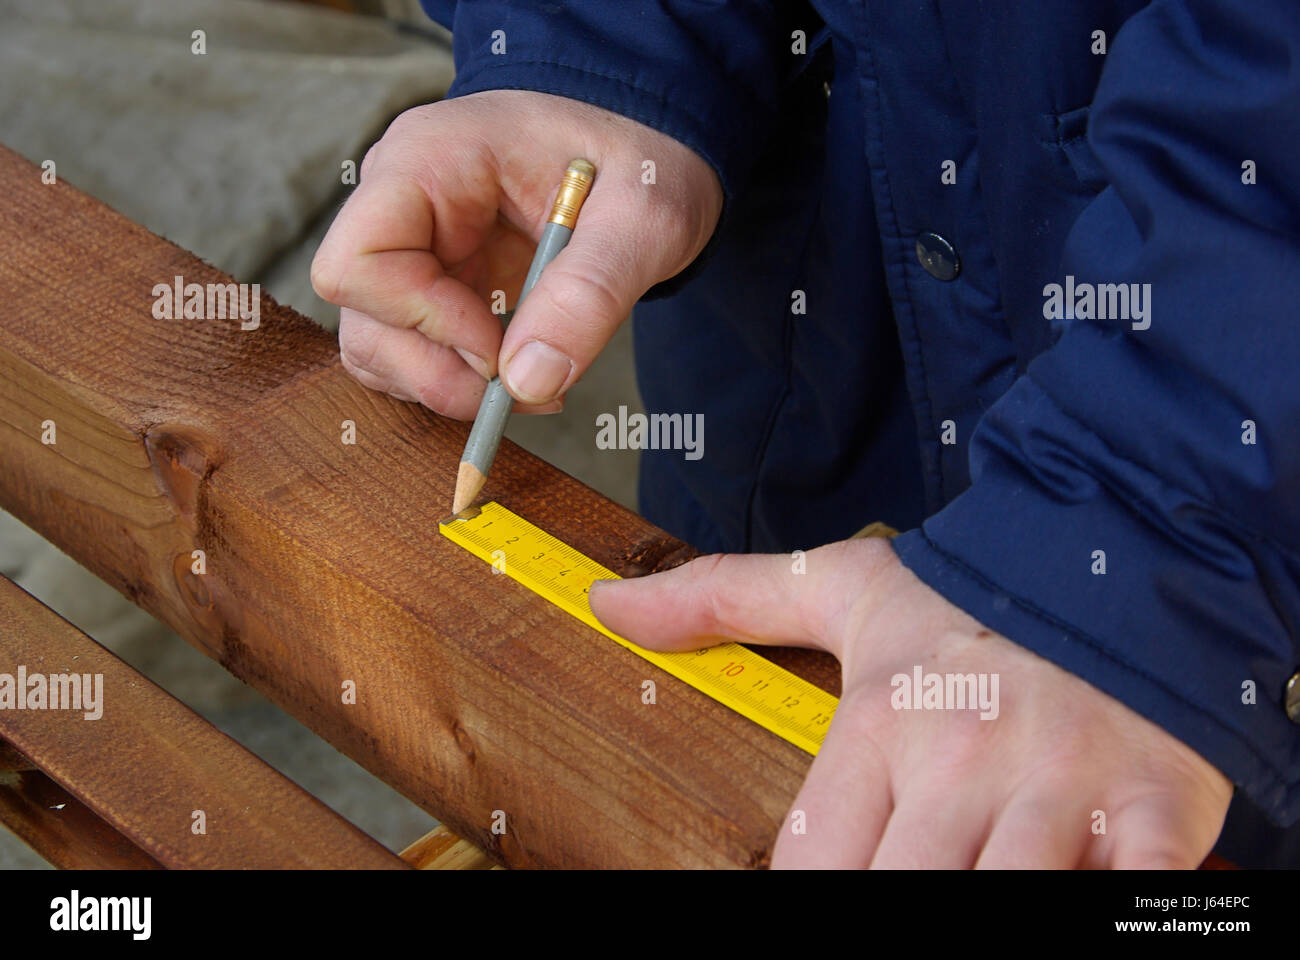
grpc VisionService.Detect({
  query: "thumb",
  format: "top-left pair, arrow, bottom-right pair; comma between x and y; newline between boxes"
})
589,544 -> 871,660
499,185 -> 684,404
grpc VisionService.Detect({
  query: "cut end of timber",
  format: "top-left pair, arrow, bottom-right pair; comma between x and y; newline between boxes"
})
453,460 -> 487,516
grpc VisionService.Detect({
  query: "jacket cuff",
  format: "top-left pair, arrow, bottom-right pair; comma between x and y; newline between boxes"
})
892,376 -> 1299,825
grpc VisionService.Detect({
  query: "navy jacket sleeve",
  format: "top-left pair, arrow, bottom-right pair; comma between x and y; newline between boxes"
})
418,0 -> 821,295
893,0 -> 1300,824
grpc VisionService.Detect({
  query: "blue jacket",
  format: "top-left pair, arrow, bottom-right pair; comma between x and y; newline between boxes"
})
422,0 -> 1300,865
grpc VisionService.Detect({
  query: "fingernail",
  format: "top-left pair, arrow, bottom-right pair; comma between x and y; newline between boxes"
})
587,578 -> 613,619
517,399 -> 564,416
589,578 -> 628,599
454,347 -> 492,380
505,341 -> 573,404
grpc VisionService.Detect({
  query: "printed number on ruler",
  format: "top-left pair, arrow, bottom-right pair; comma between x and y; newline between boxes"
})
439,501 -> 838,755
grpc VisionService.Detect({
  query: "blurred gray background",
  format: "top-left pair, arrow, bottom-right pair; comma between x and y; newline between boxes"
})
0,0 -> 643,867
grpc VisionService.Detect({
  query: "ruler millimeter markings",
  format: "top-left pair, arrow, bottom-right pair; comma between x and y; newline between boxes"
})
439,501 -> 838,755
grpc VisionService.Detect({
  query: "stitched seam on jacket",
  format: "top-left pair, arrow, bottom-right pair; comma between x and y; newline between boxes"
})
851,8 -> 945,507
740,71 -> 830,550
1042,107 -> 1093,145
741,318 -> 794,553
741,209 -> 819,551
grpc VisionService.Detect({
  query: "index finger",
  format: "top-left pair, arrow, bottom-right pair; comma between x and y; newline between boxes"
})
311,174 -> 502,370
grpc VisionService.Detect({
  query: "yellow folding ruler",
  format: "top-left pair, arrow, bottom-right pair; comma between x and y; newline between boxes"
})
440,501 -> 840,755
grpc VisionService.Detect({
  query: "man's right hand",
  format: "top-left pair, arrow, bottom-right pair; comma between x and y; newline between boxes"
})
311,90 -> 723,419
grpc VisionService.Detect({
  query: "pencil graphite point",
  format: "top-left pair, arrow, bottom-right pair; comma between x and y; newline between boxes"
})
440,503 -> 482,526
453,460 -> 486,515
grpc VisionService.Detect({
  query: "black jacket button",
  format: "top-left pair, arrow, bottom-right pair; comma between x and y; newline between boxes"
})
917,231 -> 960,281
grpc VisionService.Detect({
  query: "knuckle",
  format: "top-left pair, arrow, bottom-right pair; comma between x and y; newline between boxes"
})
686,553 -> 745,635
1036,726 -> 1097,772
337,317 -> 382,374
935,715 -> 997,769
415,377 -> 460,418
359,142 -> 382,179
378,104 -> 468,183
309,254 -> 340,303
379,106 -> 423,143
543,267 -> 627,331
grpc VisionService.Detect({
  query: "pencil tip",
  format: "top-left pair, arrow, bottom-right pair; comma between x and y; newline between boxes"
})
453,461 -> 487,516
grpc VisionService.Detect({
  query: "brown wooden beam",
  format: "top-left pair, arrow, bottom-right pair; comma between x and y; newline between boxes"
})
401,823 -> 499,870
0,144 -> 838,868
0,574 -> 406,869
0,768 -> 164,870
0,739 -> 34,772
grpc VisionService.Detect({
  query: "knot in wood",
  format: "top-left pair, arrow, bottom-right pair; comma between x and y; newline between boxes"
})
143,424 -> 223,526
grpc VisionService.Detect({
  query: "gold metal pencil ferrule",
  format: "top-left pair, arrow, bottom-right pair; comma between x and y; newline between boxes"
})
547,158 -> 596,228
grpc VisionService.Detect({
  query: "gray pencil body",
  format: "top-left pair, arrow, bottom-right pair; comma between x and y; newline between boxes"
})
453,158 -> 595,514
461,220 -> 573,478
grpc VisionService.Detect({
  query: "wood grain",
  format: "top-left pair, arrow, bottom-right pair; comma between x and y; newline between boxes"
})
401,823 -> 499,870
0,145 -> 839,868
0,766 -> 164,870
0,574 -> 407,869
